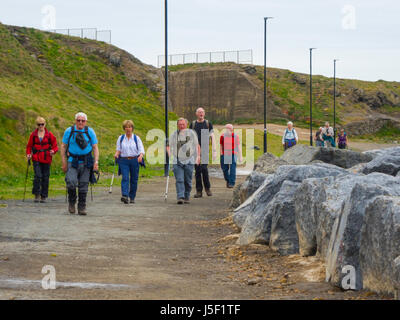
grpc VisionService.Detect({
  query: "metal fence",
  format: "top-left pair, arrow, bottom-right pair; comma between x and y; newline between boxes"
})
46,28 -> 112,44
157,49 -> 253,67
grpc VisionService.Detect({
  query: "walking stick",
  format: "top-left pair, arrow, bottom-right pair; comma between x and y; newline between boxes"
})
23,159 -> 31,202
164,162 -> 171,202
109,159 -> 117,194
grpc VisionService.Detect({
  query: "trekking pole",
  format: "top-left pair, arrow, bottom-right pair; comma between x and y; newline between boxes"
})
23,159 -> 31,202
91,184 -> 93,202
164,162 -> 171,202
109,159 -> 116,194
65,187 -> 67,203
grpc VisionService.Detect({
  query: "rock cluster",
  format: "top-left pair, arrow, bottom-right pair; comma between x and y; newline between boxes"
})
231,146 -> 400,295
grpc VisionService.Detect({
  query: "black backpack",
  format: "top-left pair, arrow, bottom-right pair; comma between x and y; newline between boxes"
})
66,125 -> 92,155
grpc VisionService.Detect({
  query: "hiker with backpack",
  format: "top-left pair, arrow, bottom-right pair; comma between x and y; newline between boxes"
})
322,122 -> 336,148
189,107 -> 217,198
166,118 -> 200,204
337,128 -> 348,149
26,116 -> 58,203
220,124 -> 242,188
282,121 -> 298,150
114,120 -> 145,204
314,127 -> 325,147
60,112 -> 99,215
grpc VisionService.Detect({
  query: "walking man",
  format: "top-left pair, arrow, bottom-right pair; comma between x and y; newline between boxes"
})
61,112 -> 99,215
167,118 -> 200,204
189,107 -> 217,198
220,124 -> 242,188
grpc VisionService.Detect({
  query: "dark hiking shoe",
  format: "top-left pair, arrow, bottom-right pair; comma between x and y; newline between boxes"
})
34,194 -> 40,203
130,199 -> 135,204
177,199 -> 184,204
68,203 -> 76,214
121,196 -> 129,204
205,189 -> 212,196
40,196 -> 47,203
226,181 -> 229,188
194,191 -> 202,198
184,198 -> 190,204
78,206 -> 87,215
228,184 -> 235,188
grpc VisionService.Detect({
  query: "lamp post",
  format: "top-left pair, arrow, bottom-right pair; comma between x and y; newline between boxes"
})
263,17 -> 273,153
333,59 -> 339,141
164,0 -> 169,177
309,48 -> 316,146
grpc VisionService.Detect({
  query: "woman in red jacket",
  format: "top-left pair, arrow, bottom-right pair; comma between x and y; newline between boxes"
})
26,116 -> 58,203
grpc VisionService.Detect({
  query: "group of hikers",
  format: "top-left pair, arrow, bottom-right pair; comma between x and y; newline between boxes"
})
282,121 -> 348,150
25,108 -> 242,214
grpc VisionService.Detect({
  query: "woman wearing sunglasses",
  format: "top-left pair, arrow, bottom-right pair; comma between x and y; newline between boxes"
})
26,116 -> 58,203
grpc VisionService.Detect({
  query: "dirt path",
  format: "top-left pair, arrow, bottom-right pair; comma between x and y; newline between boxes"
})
215,123 -> 398,152
0,177 -> 389,300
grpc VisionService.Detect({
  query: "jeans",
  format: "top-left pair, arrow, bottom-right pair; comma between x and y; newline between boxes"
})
32,161 -> 50,197
221,155 -> 237,186
119,158 -> 139,200
316,140 -> 325,147
194,164 -> 211,192
173,162 -> 194,200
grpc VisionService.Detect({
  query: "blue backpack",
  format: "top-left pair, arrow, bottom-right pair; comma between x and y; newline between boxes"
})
118,134 -> 145,168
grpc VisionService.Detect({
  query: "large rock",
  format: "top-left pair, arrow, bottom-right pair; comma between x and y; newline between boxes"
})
230,171 -> 269,209
362,147 -> 400,176
253,152 -> 288,174
235,163 -> 347,249
281,144 -> 373,169
359,196 -> 400,295
269,181 -> 301,255
325,174 -> 400,290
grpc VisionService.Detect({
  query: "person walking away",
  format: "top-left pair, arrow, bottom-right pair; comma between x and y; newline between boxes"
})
26,116 -> 58,203
282,121 -> 299,150
114,120 -> 145,204
220,124 -> 242,188
337,129 -> 348,149
189,107 -> 217,198
314,127 -> 325,147
167,118 -> 200,204
61,112 -> 99,215
322,122 -> 336,148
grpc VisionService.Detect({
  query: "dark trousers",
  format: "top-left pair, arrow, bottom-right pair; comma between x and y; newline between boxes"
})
32,161 -> 50,198
195,164 -> 211,192
65,162 -> 90,207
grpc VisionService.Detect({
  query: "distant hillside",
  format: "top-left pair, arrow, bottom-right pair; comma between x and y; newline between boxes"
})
168,63 -> 400,136
0,23 -> 170,180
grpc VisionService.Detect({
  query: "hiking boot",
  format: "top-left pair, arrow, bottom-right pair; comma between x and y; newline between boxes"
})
34,194 -> 40,203
184,198 -> 190,204
40,196 -> 47,203
68,203 -> 76,214
130,199 -> 135,204
227,184 -> 235,188
194,191 -> 202,198
121,196 -> 129,204
177,199 -> 184,205
205,189 -> 212,196
78,205 -> 87,216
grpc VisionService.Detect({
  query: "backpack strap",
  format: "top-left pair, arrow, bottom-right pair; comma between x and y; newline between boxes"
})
119,134 -> 125,150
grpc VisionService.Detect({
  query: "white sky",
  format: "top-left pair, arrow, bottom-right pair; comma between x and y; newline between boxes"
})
1,0 -> 399,81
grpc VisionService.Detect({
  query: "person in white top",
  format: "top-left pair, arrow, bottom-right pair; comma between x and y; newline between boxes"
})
114,120 -> 145,204
282,121 -> 299,150
322,121 -> 336,147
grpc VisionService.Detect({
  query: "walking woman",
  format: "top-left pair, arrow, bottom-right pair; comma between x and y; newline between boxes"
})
26,116 -> 58,202
114,120 -> 145,204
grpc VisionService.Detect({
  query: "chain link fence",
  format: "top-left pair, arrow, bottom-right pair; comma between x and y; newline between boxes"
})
158,49 -> 253,67
47,28 -> 112,44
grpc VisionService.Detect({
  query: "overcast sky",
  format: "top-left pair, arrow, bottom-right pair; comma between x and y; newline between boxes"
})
1,0 -> 399,81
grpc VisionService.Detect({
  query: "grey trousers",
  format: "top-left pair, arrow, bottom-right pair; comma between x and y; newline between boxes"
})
65,162 -> 90,193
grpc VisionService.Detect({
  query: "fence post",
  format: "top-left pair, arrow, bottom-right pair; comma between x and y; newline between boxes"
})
237,51 -> 239,64
81,28 -> 83,38
183,54 -> 185,64
95,29 -> 97,40
223,51 -> 225,62
68,29 -> 70,36
209,52 -> 212,63
196,53 -> 198,63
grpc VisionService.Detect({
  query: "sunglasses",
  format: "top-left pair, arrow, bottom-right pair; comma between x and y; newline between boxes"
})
37,123 -> 45,126
76,119 -> 87,123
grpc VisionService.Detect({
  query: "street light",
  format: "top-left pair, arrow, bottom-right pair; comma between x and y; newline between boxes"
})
333,59 -> 339,141
309,48 -> 316,146
164,0 -> 169,177
263,16 -> 273,153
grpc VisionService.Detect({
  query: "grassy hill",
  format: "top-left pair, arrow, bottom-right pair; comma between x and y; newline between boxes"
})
168,63 -> 400,135
0,23 -> 173,187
